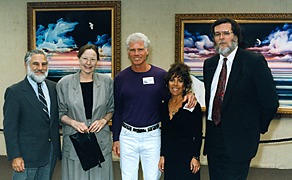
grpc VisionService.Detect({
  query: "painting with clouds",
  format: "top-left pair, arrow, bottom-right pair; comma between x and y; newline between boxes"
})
175,14 -> 292,113
27,1 -> 121,81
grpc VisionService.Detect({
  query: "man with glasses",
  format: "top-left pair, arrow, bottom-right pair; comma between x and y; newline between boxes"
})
203,17 -> 279,179
3,49 -> 61,180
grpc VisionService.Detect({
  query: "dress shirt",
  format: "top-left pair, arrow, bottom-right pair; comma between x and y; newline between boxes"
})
207,46 -> 238,121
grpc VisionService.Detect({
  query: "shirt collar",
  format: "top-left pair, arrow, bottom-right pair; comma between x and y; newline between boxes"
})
27,75 -> 45,87
27,75 -> 38,86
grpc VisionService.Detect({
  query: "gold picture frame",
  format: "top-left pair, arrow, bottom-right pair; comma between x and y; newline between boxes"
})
27,1 -> 121,80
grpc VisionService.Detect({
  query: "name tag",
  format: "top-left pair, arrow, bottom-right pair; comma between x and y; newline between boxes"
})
143,77 -> 154,85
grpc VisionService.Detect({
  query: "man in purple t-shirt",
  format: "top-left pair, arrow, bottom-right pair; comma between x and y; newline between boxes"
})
112,32 -> 196,180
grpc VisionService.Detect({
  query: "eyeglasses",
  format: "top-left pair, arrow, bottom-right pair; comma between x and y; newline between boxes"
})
213,31 -> 233,37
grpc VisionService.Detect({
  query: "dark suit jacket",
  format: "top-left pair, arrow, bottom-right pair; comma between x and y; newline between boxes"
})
203,48 -> 279,162
3,77 -> 61,168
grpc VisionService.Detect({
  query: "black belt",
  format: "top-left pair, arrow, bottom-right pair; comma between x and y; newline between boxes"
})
122,123 -> 159,133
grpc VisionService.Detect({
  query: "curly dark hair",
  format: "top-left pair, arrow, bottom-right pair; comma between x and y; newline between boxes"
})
165,62 -> 192,96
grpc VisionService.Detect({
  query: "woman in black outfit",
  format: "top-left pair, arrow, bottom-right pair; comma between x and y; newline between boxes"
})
158,62 -> 202,180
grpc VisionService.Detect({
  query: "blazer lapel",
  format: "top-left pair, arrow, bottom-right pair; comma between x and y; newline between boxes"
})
72,72 -> 87,121
222,49 -> 243,107
22,78 -> 49,122
92,74 -> 101,119
205,56 -> 220,84
205,55 -> 220,108
45,80 -> 56,126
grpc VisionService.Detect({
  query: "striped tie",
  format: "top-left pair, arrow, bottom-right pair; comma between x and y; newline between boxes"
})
37,83 -> 50,119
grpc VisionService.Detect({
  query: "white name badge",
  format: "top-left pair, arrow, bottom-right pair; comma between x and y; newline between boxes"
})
143,77 -> 154,85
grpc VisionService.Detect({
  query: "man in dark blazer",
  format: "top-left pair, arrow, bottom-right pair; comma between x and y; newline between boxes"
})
203,18 -> 279,180
3,49 -> 61,180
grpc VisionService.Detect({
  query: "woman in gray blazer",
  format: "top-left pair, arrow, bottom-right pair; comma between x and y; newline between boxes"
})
56,44 -> 114,180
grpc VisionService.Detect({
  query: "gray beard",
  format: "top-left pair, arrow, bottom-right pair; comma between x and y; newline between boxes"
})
27,65 -> 48,83
216,41 -> 237,56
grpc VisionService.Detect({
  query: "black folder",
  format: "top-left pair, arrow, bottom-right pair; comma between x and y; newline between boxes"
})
69,132 -> 105,171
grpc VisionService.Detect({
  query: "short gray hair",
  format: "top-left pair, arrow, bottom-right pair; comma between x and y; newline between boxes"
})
24,49 -> 47,65
126,32 -> 150,50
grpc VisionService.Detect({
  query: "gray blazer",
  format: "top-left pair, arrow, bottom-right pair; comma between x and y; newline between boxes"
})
56,72 -> 114,160
3,77 -> 62,168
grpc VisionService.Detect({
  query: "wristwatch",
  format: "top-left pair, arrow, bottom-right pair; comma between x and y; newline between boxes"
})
193,156 -> 200,161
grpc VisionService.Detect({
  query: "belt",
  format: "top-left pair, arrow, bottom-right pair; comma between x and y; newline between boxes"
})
122,123 -> 159,133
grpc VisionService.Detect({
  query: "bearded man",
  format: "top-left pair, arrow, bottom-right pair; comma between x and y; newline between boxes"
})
203,18 -> 279,180
3,49 -> 61,180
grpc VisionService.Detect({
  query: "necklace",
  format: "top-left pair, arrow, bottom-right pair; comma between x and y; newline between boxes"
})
168,97 -> 183,117
171,111 -> 177,116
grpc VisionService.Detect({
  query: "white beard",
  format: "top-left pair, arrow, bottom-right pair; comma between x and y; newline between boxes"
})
27,65 -> 48,83
216,40 -> 238,57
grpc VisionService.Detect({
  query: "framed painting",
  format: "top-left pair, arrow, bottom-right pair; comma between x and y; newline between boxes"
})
175,13 -> 292,115
27,1 -> 121,81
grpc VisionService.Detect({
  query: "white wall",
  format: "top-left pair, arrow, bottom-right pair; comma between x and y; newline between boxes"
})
1,0 -> 292,169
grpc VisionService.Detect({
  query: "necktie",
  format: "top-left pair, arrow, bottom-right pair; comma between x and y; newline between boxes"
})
37,83 -> 50,119
212,58 -> 227,125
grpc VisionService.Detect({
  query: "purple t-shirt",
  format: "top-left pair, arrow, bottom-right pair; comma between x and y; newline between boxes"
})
112,65 -> 167,141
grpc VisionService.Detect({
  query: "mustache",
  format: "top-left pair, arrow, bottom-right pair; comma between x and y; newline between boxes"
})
215,41 -> 227,46
218,39 -> 237,44
34,69 -> 46,73
216,39 -> 237,46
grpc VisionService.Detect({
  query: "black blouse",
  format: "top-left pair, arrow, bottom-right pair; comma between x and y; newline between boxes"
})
80,81 -> 94,119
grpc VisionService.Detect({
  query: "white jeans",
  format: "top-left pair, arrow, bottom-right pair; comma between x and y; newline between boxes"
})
120,126 -> 161,180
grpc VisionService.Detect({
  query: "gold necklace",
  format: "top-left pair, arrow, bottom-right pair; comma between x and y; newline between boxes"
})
168,97 -> 183,116
171,111 -> 177,116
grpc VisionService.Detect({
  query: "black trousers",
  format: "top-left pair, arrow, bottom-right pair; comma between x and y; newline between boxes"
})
206,121 -> 251,180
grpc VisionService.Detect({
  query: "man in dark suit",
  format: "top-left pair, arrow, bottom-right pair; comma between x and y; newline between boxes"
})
203,18 -> 279,180
3,49 -> 61,180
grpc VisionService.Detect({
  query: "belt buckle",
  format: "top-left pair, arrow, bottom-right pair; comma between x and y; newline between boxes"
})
135,128 -> 146,133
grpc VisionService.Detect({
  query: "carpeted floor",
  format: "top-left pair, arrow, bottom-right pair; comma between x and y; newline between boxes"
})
1,156 -> 292,179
